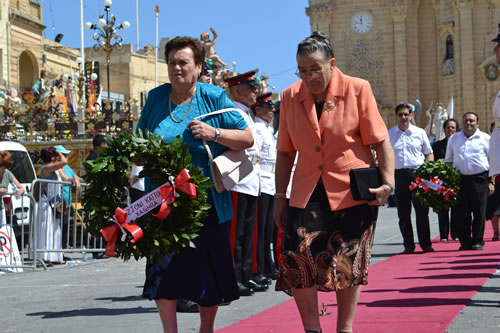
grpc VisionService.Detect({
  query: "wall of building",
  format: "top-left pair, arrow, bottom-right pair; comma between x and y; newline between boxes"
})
306,0 -> 500,131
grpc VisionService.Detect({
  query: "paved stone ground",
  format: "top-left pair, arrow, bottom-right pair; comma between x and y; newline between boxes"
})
1,206 -> 499,332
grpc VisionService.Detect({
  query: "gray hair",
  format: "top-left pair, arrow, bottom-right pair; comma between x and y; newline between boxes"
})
297,31 -> 334,60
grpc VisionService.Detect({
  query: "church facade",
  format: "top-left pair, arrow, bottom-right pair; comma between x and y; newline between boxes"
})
306,0 -> 500,131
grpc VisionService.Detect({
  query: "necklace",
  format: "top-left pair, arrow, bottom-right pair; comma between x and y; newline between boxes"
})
169,88 -> 196,123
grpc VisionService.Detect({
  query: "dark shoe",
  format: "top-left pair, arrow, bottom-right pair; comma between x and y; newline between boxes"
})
254,274 -> 272,285
92,252 -> 105,259
237,282 -> 255,296
422,246 -> 435,253
176,298 -> 199,313
459,246 -> 472,251
492,233 -> 499,241
400,248 -> 415,254
471,243 -> 484,250
264,270 -> 279,280
440,238 -> 448,242
244,279 -> 268,292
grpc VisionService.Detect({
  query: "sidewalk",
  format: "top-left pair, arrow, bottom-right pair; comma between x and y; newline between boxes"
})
1,206 -> 499,332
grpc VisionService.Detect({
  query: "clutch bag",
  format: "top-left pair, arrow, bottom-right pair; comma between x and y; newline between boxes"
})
349,167 -> 382,201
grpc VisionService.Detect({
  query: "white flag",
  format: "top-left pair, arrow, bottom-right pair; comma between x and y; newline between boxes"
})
447,96 -> 454,119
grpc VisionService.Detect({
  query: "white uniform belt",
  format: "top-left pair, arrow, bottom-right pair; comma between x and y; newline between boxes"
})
260,162 -> 275,173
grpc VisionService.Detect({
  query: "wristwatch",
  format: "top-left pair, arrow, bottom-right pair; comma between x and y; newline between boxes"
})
383,183 -> 395,194
214,128 -> 221,142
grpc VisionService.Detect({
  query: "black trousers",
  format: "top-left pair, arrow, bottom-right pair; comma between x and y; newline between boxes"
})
455,171 -> 489,247
395,169 -> 432,250
233,192 -> 257,282
256,193 -> 275,274
437,208 -> 457,240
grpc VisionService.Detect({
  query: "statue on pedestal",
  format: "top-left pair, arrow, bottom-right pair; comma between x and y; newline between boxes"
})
200,28 -> 227,68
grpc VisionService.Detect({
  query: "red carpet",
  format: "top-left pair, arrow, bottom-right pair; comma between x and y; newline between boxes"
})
218,225 -> 500,333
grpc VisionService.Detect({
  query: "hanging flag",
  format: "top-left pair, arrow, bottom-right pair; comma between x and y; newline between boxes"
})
447,96 -> 454,119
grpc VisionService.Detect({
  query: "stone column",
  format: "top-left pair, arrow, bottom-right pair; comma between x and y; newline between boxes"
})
456,0 -> 475,116
391,2 -> 410,103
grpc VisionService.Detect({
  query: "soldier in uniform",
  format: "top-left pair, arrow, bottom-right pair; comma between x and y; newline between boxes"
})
225,71 -> 268,295
252,93 -> 278,284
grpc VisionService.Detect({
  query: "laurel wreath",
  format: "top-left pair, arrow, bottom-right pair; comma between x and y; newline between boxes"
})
410,159 -> 461,212
82,131 -> 212,263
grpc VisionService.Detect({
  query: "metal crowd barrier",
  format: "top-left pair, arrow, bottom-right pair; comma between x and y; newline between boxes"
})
0,178 -> 131,273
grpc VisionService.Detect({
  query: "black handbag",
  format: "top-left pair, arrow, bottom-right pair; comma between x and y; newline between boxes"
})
349,167 -> 382,201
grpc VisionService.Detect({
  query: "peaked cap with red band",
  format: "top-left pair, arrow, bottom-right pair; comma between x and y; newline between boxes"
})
224,70 -> 258,87
250,92 -> 274,109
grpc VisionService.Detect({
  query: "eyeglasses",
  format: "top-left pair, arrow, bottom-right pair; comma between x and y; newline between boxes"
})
295,67 -> 325,78
397,113 -> 411,118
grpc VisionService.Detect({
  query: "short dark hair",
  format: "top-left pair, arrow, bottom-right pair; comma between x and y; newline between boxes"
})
463,112 -> 479,122
395,103 -> 412,114
40,147 -> 58,163
297,31 -> 335,61
93,134 -> 106,148
443,118 -> 459,131
164,36 -> 205,65
0,151 -> 13,168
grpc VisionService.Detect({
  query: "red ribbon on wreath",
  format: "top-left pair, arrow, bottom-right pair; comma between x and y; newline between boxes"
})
101,207 -> 144,258
409,177 -> 422,190
153,169 -> 197,220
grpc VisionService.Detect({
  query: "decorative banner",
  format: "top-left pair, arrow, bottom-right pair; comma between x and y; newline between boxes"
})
101,207 -> 144,258
124,183 -> 165,222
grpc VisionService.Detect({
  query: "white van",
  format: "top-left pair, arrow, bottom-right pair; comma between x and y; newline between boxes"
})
0,141 -> 37,231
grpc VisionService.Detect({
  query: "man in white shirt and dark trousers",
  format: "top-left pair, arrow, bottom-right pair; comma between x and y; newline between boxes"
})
389,103 -> 435,254
225,71 -> 268,295
252,93 -> 279,283
445,112 -> 495,250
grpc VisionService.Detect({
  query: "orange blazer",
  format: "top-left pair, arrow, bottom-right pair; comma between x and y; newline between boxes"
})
277,67 -> 388,210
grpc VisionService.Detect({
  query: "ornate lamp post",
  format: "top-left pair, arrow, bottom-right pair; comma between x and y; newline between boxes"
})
63,57 -> 99,136
85,0 -> 129,130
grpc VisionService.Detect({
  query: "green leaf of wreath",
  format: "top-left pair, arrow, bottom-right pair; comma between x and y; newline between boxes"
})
82,131 -> 212,263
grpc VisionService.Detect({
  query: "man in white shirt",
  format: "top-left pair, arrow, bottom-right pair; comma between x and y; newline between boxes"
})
225,71 -> 268,295
252,93 -> 278,284
445,112 -> 495,250
389,103 -> 435,254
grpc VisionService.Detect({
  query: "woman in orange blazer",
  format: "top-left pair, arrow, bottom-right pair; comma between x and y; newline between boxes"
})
274,32 -> 395,333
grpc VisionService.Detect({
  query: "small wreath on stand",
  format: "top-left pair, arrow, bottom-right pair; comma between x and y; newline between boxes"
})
409,159 -> 461,213
82,131 -> 212,263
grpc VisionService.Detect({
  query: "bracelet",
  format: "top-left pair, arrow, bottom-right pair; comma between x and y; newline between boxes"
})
275,193 -> 286,199
383,183 -> 395,193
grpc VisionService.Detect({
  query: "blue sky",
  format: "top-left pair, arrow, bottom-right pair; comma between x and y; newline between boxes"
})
39,0 -> 311,93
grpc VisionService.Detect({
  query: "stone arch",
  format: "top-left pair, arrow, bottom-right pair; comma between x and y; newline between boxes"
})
18,50 -> 38,91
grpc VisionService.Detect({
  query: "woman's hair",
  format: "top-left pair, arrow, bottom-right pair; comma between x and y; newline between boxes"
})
297,31 -> 335,60
0,151 -> 13,168
40,147 -> 58,163
164,36 -> 205,65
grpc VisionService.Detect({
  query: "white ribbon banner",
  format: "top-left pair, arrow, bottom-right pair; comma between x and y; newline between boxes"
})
124,180 -> 171,222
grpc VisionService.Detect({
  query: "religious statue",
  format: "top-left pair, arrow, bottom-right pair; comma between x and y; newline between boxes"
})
259,75 -> 275,94
433,104 -> 448,141
200,28 -> 227,68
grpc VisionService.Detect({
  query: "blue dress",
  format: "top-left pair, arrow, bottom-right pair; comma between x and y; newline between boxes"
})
138,82 -> 247,306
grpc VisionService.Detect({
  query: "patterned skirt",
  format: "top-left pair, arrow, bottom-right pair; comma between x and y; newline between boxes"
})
276,182 -> 378,296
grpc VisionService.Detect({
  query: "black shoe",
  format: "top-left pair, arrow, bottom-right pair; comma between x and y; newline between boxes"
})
459,245 -> 472,251
176,299 -> 199,313
471,243 -> 484,250
422,246 -> 435,253
244,279 -> 268,292
492,233 -> 499,241
264,270 -> 279,280
254,274 -> 272,285
400,247 -> 415,254
237,282 -> 255,296
92,252 -> 105,259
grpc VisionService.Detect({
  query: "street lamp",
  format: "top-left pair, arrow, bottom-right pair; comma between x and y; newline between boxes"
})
85,0 -> 129,130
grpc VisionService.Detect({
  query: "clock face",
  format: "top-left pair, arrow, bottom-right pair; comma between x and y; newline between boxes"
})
351,14 -> 373,34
